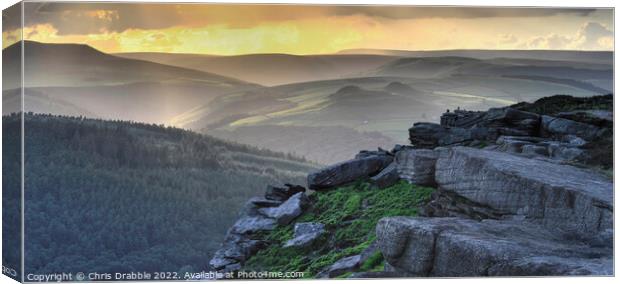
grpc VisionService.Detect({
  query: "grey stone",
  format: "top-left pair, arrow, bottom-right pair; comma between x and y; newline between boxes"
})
556,110 -> 612,128
541,115 -> 602,140
391,144 -> 406,154
208,254 -> 238,271
230,216 -> 277,234
420,190 -> 507,220
481,107 -> 540,135
437,127 -> 473,146
308,155 -> 393,190
259,192 -> 309,225
547,143 -> 584,161
376,217 -> 612,277
209,233 -> 267,270
408,122 -> 447,148
561,134 -> 587,147
265,184 -> 305,202
521,144 -> 548,156
284,222 -> 325,248
356,148 -> 391,159
434,147 -> 613,239
394,149 -> 438,186
320,255 -> 362,278
370,163 -> 399,188
347,271 -> 404,278
249,197 -> 282,208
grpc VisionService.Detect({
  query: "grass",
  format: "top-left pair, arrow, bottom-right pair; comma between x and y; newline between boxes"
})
242,180 -> 434,278
511,94 -> 612,115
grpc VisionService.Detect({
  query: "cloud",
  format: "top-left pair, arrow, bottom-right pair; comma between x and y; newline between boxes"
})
525,21 -> 613,50
7,2 -> 602,35
575,22 -> 613,49
499,34 -> 518,44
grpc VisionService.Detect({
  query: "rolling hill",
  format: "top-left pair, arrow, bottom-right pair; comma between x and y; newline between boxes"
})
2,41 -> 262,123
116,52 -> 399,86
338,48 -> 613,64
3,41 -> 254,88
373,57 -> 612,91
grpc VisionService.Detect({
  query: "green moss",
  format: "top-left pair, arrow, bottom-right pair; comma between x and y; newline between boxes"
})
360,251 -> 384,271
243,180 -> 434,278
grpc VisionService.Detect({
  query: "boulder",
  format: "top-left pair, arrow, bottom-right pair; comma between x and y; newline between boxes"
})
356,148 -> 391,159
370,163 -> 399,188
265,184 -> 306,202
409,122 -> 497,149
545,142 -> 584,161
308,155 -> 393,190
209,233 -> 267,270
541,115 -> 603,140
319,255 -> 362,278
230,216 -> 277,235
249,197 -> 282,208
376,217 -> 612,277
434,147 -> 613,240
394,149 -> 438,186
481,107 -> 540,135
408,122 -> 446,148
283,222 -> 325,248
259,192 -> 309,225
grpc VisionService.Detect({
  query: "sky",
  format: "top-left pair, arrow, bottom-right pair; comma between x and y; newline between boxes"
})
2,3 -> 615,55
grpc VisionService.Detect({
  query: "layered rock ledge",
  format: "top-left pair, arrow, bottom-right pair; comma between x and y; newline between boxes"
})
377,217 -> 612,277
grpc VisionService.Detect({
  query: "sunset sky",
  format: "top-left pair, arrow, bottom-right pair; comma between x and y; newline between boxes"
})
2,3 -> 614,55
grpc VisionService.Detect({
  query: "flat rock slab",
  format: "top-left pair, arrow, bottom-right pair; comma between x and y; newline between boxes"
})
376,217 -> 612,277
230,216 -> 277,235
308,155 -> 393,190
319,255 -> 362,278
259,192 -> 308,225
284,222 -> 325,248
435,147 -> 612,239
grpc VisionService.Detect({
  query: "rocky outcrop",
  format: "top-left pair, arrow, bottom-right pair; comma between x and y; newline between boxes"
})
491,135 -> 586,161
376,217 -> 612,277
211,95 -> 613,278
209,184 -> 308,271
434,147 -> 612,240
307,153 -> 393,190
394,149 -> 438,186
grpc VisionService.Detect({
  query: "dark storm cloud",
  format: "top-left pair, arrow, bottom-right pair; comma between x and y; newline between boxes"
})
330,6 -> 597,19
8,2 -> 602,35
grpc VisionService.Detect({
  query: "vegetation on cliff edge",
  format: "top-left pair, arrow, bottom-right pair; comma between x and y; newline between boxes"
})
243,180 -> 434,278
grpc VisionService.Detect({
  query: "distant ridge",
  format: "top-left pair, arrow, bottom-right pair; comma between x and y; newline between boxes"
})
337,48 -> 613,64
2,40 -> 256,89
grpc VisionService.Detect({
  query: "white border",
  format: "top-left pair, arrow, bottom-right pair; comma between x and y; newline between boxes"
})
0,1 -> 617,284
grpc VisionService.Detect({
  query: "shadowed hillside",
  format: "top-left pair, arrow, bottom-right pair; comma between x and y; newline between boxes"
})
3,113 -> 317,275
